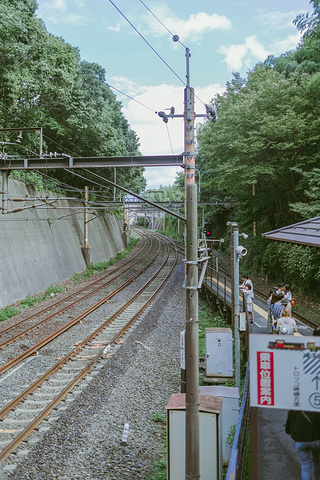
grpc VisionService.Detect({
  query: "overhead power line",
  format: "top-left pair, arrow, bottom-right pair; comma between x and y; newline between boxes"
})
108,0 -> 187,87
104,82 -> 157,113
0,102 -> 80,158
138,0 -> 188,49
108,0 -> 207,109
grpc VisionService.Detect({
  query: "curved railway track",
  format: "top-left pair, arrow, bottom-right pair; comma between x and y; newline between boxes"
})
0,230 -> 153,350
0,230 -> 182,464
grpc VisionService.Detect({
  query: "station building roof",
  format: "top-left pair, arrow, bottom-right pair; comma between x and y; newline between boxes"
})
262,216 -> 320,248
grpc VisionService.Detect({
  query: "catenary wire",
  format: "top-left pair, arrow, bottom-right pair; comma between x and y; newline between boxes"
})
108,0 -> 187,87
108,0 -> 207,109
165,123 -> 174,155
0,102 -> 80,158
138,0 -> 188,49
104,81 -> 157,113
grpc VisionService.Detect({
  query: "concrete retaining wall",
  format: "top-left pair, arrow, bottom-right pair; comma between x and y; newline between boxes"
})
0,176 -> 126,308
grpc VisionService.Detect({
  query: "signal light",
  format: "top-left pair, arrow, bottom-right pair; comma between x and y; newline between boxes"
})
203,222 -> 210,236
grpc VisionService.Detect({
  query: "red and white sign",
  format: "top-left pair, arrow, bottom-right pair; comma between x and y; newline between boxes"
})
250,334 -> 320,411
257,351 -> 274,406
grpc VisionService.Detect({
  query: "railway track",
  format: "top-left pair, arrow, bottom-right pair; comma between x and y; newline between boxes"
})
0,230 -> 182,464
0,230 -> 154,350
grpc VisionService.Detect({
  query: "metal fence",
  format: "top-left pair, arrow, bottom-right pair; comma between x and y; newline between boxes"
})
204,258 -> 252,479
226,363 -> 251,480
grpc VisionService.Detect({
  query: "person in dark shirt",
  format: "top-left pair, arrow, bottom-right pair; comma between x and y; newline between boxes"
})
285,410 -> 320,479
284,327 -> 320,479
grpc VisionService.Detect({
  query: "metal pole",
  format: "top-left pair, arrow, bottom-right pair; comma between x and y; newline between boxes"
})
233,226 -> 241,389
39,127 -> 43,156
230,226 -> 234,329
84,186 -> 89,248
2,171 -> 8,214
185,183 -> 199,480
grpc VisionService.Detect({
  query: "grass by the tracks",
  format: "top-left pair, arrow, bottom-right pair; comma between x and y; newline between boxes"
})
0,236 -> 139,323
147,414 -> 167,480
72,236 -> 139,284
0,285 -> 63,322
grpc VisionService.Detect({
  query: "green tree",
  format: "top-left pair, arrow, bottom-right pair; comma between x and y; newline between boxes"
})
0,0 -> 145,196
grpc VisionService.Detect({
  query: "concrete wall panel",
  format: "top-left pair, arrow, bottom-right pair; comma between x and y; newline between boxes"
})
0,176 -> 125,308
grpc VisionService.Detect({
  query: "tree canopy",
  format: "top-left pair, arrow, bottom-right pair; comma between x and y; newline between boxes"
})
0,0 -> 145,197
196,0 -> 320,290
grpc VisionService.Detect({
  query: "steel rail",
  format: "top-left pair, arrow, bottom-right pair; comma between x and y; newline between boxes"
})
0,233 -> 150,345
0,235 -> 163,376
0,234 -> 178,463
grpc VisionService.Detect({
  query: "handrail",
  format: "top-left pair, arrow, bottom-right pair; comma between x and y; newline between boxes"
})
226,363 -> 251,480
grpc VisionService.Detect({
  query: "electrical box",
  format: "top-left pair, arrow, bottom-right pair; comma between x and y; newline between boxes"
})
166,393 -> 223,480
199,386 -> 240,465
240,312 -> 246,331
205,328 -> 233,378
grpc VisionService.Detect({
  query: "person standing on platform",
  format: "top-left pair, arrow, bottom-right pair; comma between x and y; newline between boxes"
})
284,283 -> 293,313
240,274 -> 254,324
285,327 -> 320,479
285,410 -> 320,479
276,306 -> 297,335
276,282 -> 286,296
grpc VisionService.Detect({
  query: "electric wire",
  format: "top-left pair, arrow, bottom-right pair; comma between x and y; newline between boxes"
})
165,123 -> 174,155
104,81 -> 157,113
108,0 -> 208,109
108,0 -> 187,87
138,0 -> 188,49
0,102 -> 80,158
34,170 -> 116,203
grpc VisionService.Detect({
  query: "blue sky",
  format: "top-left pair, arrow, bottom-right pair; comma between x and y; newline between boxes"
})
36,0 -> 313,189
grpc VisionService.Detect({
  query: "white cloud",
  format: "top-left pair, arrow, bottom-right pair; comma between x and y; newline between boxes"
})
104,4 -> 232,44
218,36 -> 270,72
145,9 -> 232,43
256,10 -> 301,30
43,0 -> 68,10
106,23 -> 123,33
39,0 -> 86,25
63,13 -> 86,26
272,33 -> 301,54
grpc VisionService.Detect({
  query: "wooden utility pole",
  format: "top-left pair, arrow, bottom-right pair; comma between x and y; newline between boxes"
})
184,48 -> 200,480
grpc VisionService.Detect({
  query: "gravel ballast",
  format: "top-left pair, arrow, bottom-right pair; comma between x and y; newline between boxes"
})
2,262 -> 185,480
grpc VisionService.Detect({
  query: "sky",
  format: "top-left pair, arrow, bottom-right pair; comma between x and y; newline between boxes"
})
35,0 -> 314,189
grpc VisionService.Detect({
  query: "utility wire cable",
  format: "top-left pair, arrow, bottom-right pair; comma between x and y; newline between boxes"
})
138,0 -> 188,49
108,0 -> 186,87
165,123 -> 174,155
108,0 -> 207,109
0,102 -> 80,158
104,81 -> 157,113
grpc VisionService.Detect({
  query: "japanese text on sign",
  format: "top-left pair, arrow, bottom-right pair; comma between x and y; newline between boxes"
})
257,351 -> 274,406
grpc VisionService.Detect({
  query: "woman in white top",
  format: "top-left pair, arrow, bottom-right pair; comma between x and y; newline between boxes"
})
276,307 -> 297,335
